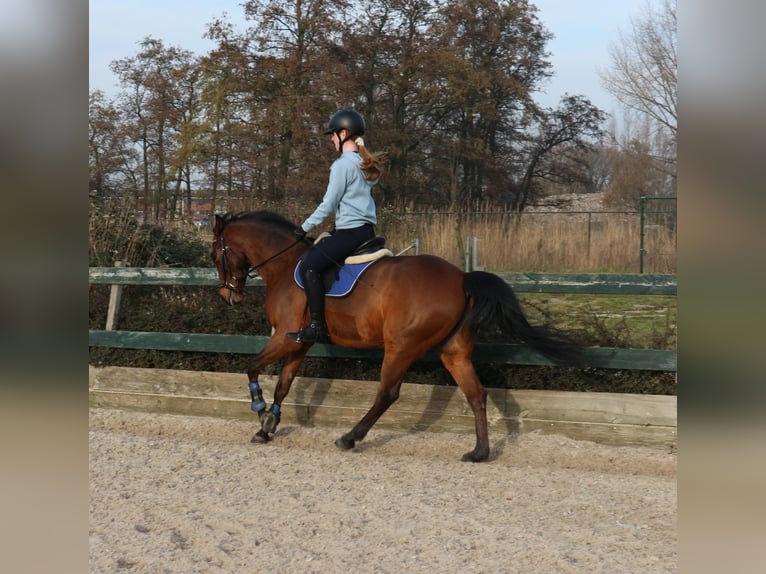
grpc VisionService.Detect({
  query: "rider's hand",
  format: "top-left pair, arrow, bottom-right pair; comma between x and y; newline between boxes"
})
294,227 -> 307,238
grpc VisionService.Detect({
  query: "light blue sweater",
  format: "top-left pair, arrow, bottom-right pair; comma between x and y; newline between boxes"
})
301,152 -> 377,232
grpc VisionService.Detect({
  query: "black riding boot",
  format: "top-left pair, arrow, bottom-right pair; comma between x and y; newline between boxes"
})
287,268 -> 329,343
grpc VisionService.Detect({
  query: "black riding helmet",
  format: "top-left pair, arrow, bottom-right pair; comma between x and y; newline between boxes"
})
324,110 -> 366,137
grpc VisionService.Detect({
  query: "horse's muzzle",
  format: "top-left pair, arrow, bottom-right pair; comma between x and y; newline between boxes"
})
218,285 -> 243,305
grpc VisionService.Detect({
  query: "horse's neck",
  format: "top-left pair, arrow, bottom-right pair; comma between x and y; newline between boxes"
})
244,239 -> 302,285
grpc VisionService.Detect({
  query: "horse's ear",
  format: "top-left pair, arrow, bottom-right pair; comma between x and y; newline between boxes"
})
213,214 -> 224,234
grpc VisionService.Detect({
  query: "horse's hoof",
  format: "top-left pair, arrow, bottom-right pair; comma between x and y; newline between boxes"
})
461,449 -> 489,463
260,411 -> 278,433
335,436 -> 355,450
251,429 -> 271,444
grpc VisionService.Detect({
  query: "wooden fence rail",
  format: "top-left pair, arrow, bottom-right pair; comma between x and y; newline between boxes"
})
88,267 -> 677,372
89,366 -> 677,450
89,267 -> 678,294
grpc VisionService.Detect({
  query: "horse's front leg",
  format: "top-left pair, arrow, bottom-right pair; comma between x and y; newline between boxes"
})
249,344 -> 309,444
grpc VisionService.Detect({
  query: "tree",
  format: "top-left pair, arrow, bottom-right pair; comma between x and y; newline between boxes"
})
110,37 -> 195,221
242,0 -> 346,201
91,0 -> 611,217
508,95 -> 606,211
334,0 -> 452,206
89,90 -> 131,199
197,19 -> 248,215
429,0 -> 553,208
601,0 -> 676,176
603,112 -> 674,209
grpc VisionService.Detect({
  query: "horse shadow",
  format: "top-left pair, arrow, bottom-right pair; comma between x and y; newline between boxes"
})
283,358 -> 521,462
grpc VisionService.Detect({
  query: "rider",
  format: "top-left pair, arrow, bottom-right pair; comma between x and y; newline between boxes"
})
287,110 -> 388,344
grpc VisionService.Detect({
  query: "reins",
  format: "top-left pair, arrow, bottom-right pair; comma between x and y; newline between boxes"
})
218,231 -> 308,294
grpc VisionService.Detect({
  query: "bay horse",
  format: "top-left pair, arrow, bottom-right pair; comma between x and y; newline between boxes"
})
211,211 -> 583,462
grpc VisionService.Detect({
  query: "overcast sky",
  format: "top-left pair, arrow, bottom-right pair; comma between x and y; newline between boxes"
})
89,0 -> 646,116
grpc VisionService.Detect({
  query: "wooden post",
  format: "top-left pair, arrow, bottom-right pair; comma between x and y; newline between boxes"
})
105,261 -> 125,331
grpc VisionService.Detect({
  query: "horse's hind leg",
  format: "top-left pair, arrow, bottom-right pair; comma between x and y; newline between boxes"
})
335,352 -> 416,451
438,346 -> 490,462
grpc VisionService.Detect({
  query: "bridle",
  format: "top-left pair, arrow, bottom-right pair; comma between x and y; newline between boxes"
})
216,235 -> 249,294
216,232 -> 307,295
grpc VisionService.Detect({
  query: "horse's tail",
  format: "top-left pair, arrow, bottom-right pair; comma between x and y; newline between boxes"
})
463,271 -> 585,367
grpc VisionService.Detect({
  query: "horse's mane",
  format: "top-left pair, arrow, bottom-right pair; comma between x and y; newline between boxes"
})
222,211 -> 299,234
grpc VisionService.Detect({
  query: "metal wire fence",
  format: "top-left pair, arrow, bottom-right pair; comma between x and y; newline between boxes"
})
375,196 -> 677,274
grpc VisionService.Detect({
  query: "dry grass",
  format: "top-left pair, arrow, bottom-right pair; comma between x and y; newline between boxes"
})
376,210 -> 676,274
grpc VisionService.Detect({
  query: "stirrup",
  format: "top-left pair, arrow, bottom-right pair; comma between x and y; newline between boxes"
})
286,321 -> 328,344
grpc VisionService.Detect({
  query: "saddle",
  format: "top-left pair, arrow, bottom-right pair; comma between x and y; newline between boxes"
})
313,233 -> 392,264
294,235 -> 394,297
344,236 -> 391,263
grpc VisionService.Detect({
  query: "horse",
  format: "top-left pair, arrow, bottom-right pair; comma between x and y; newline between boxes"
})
211,210 -> 583,462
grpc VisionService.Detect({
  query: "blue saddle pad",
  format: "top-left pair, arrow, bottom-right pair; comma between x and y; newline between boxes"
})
293,259 -> 382,297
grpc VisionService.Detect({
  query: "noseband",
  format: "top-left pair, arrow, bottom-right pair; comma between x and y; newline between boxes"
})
217,232 -> 306,295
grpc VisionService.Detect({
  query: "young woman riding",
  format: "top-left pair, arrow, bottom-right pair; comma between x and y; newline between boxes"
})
286,110 -> 388,344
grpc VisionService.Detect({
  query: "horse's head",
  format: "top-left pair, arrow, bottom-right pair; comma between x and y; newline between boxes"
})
211,214 -> 249,305
211,210 -> 309,305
